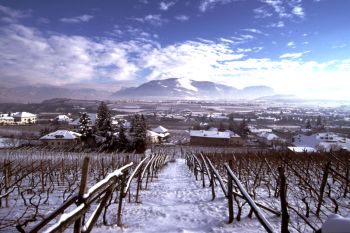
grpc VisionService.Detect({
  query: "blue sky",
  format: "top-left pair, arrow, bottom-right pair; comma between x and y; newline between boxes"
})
0,0 -> 349,99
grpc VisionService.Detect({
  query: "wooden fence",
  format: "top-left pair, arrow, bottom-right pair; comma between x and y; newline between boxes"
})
28,152 -> 167,233
185,152 -> 279,233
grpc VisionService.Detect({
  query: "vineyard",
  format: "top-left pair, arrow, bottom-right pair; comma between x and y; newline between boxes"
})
0,147 -> 168,232
186,150 -> 350,232
1,146 -> 349,232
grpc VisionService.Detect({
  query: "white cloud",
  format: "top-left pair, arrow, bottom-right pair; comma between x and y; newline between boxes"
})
60,14 -> 94,23
255,0 -> 305,20
175,15 -> 189,21
1,22 -> 350,100
199,0 -> 233,12
0,4 -> 31,23
242,28 -> 263,34
287,41 -> 295,47
159,1 -> 175,11
131,14 -> 168,26
280,51 -> 309,59
268,21 -> 285,27
292,6 -> 304,17
0,24 -> 145,86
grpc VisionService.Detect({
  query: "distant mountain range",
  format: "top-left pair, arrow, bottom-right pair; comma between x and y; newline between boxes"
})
0,86 -> 112,103
112,78 -> 274,100
0,78 -> 274,103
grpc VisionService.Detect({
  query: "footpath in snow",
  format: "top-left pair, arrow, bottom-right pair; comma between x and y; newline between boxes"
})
95,159 -> 271,233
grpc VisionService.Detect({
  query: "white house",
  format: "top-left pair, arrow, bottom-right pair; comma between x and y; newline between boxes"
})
54,114 -> 72,123
190,129 -> 243,146
13,112 -> 37,124
40,130 -> 81,147
147,130 -> 162,143
0,113 -> 15,125
152,126 -> 170,136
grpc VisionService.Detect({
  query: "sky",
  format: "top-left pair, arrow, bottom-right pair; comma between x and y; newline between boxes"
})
0,0 -> 349,100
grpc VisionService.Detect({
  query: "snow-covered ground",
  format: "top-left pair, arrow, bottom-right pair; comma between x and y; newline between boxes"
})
94,159 -> 277,233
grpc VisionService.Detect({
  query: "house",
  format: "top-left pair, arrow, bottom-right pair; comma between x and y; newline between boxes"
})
54,114 -> 72,123
12,112 -> 37,124
256,132 -> 283,146
147,130 -> 161,143
0,113 -> 15,125
40,130 -> 81,147
146,126 -> 170,144
151,125 -> 170,139
190,130 -> 243,146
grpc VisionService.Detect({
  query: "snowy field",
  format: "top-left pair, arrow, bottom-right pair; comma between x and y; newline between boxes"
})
94,159 -> 279,233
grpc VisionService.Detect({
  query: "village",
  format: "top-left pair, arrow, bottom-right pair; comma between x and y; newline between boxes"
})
1,99 -> 350,153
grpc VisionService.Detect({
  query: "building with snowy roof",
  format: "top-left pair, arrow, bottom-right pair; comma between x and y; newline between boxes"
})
12,112 -> 37,124
40,130 -> 81,147
152,125 -> 170,138
0,113 -> 15,125
54,114 -> 72,123
190,129 -> 243,146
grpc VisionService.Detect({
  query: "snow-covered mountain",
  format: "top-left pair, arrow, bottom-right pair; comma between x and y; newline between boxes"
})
112,78 -> 274,100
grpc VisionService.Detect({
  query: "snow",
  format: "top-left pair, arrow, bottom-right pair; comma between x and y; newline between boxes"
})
190,130 -> 231,139
152,126 -> 168,134
44,204 -> 85,233
321,214 -> 350,233
83,163 -> 133,199
288,146 -> 316,153
177,78 -> 198,92
40,130 -> 82,140
12,112 -> 36,118
94,159 -> 274,233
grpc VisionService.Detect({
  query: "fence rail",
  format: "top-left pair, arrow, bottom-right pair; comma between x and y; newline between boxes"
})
186,152 -> 278,233
28,152 -> 167,233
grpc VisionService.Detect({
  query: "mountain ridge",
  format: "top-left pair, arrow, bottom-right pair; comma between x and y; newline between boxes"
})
112,78 -> 274,100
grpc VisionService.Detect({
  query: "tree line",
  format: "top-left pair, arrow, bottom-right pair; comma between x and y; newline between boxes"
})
78,102 -> 148,153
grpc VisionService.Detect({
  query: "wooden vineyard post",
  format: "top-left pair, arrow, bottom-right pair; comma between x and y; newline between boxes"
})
278,167 -> 289,233
210,167 -> 216,201
201,159 -> 205,188
135,165 -> 143,203
316,161 -> 330,217
117,171 -> 128,227
228,160 -> 234,223
74,157 -> 90,233
4,160 -> 11,208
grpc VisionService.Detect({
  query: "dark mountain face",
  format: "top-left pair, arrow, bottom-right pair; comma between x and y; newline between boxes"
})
112,78 -> 274,99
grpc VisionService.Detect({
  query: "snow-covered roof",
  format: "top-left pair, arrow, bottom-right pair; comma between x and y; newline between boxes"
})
152,125 -> 168,134
147,130 -> 161,137
190,130 -> 230,139
55,115 -> 71,121
40,130 -> 81,140
288,146 -> 316,153
224,130 -> 241,138
258,132 -> 279,141
0,116 -> 14,120
13,112 -> 36,118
